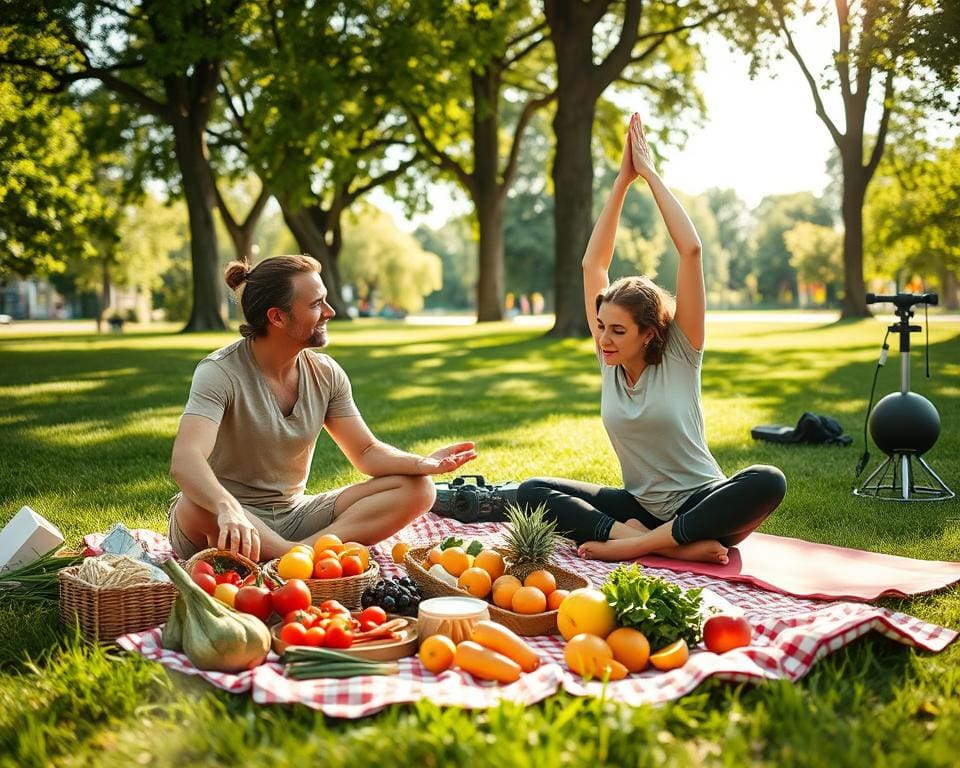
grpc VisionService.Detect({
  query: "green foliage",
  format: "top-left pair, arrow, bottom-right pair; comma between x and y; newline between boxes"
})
415,215 -> 478,310
602,564 -> 704,649
784,221 -> 843,296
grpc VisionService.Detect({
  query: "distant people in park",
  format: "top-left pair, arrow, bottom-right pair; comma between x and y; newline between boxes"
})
519,294 -> 531,315
531,292 -> 545,315
517,113 -> 786,565
168,255 -> 477,561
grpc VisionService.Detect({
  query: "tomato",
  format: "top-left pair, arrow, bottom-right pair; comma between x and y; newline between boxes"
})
359,619 -> 379,633
359,606 -> 387,627
339,555 -> 363,577
278,551 -> 314,580
324,624 -> 354,649
271,578 -> 311,615
213,583 -> 239,607
319,599 -> 350,616
279,622 -> 309,647
283,609 -> 312,626
191,561 -> 215,579
215,570 -> 243,587
234,584 -> 273,622
313,557 -> 343,580
193,572 -> 217,595
303,626 -> 327,647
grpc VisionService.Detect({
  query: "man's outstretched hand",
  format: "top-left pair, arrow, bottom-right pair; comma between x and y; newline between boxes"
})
419,441 -> 478,474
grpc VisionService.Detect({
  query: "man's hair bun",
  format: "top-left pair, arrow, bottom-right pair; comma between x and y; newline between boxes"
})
224,261 -> 249,290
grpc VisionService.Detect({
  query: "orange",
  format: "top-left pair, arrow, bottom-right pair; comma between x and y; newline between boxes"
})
546,588 -> 570,611
606,627 -> 651,673
472,550 -> 505,581
288,544 -> 314,559
511,585 -> 547,614
563,633 -> 613,678
340,542 -> 369,571
339,554 -> 364,577
523,569 -> 557,596
457,567 -> 493,599
439,547 -> 470,578
649,639 -> 689,671
312,533 -> 344,555
313,557 -> 343,580
277,551 -> 314,580
491,575 -> 522,610
391,541 -> 411,564
427,546 -> 444,565
418,634 -> 457,674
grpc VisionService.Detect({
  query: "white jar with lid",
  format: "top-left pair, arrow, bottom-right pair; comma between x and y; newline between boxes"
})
417,596 -> 490,645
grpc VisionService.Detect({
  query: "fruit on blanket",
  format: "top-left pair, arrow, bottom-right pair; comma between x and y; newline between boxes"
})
361,576 -> 422,617
313,557 -> 343,579
649,638 -> 689,671
427,546 -> 444,566
213,582 -> 239,607
312,533 -> 344,554
455,640 -> 522,683
606,627 -> 650,673
491,575 -> 522,609
557,588 -> 616,641
458,566 -> 493,598
703,614 -> 752,653
547,589 -> 570,611
340,543 -> 370,571
501,503 -> 560,570
440,547 -> 470,577
470,620 -> 541,673
391,541 -> 411,564
511,585 -> 547,614
234,581 -> 273,622
278,551 -> 314,580
564,633 -> 627,680
473,549 -> 505,581
523,569 -> 556,596
339,554 -> 364,577
419,634 -> 457,674
271,578 -> 312,615
161,558 -> 271,673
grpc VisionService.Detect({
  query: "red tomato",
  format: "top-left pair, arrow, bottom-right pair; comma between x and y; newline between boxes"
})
215,570 -> 243,587
271,578 -> 311,615
193,572 -> 217,595
303,626 -> 327,647
280,622 -> 309,647
359,620 -> 379,633
313,557 -> 343,580
319,599 -> 350,616
339,555 -> 363,577
191,561 -> 215,579
234,584 -> 273,622
324,624 -> 354,649
359,606 -> 387,626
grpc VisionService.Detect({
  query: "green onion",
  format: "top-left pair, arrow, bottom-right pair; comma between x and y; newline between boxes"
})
281,646 -> 399,679
0,547 -> 85,605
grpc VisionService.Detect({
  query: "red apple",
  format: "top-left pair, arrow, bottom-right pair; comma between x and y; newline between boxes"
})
703,614 -> 752,653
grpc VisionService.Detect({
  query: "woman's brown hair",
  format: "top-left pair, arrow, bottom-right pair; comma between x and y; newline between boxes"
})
596,276 -> 675,365
224,254 -> 322,338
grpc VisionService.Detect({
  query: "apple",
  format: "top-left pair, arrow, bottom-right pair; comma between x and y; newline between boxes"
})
556,588 -> 617,641
702,614 -> 752,653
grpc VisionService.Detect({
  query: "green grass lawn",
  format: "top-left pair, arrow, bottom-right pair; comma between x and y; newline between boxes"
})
1,316 -> 958,767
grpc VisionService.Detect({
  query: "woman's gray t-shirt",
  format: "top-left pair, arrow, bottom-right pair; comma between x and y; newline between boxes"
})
599,324 -> 725,521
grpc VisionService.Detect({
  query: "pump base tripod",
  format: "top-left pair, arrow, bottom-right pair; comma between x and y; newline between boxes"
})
853,452 -> 954,501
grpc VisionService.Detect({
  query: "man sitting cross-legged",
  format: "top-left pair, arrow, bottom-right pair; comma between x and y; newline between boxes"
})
168,254 -> 476,561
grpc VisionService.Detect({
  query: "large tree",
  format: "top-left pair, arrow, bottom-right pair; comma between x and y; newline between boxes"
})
743,0 -> 958,318
543,0 -> 728,336
1,0 -> 255,330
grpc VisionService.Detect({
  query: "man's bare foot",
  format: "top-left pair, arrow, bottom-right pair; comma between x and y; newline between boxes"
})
624,518 -> 649,532
577,537 -> 646,561
653,540 -> 729,565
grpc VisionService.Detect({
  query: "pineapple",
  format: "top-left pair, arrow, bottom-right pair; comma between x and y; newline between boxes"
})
501,502 -> 560,572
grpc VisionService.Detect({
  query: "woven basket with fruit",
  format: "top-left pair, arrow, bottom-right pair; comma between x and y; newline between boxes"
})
403,504 -> 590,636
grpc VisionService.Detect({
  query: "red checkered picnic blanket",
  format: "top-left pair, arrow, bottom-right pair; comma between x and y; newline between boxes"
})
117,515 -> 958,718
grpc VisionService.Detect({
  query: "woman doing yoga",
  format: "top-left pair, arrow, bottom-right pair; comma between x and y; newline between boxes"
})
517,113 -> 786,564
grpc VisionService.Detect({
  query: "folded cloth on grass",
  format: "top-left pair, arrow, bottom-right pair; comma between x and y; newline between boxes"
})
118,515 -> 957,718
636,531 -> 960,602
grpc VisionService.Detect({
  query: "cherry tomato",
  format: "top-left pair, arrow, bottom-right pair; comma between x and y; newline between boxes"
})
359,606 -> 388,626
280,622 -> 309,647
193,572 -> 217,595
339,555 -> 363,577
303,627 -> 327,647
319,599 -> 350,616
324,624 -> 354,649
234,584 -> 273,622
271,578 -> 312,615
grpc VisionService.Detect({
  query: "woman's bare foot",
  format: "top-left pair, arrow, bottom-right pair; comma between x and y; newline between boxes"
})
624,518 -> 649,532
577,537 -> 729,564
654,540 -> 729,565
577,537 -> 647,561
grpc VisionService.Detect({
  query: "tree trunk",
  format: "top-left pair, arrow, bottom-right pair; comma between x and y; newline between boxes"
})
278,199 -> 351,319
549,89 -> 596,337
170,92 -> 226,332
839,155 -> 870,318
941,267 -> 959,310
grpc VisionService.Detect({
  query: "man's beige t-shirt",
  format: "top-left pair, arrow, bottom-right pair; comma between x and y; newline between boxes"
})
182,339 -> 360,510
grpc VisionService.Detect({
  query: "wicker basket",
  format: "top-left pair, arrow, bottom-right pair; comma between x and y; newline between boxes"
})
58,566 -> 178,643
402,546 -> 591,637
262,558 -> 380,611
185,548 -> 260,580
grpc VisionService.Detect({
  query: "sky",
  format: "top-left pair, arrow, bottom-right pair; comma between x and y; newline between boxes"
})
378,14 -> 858,231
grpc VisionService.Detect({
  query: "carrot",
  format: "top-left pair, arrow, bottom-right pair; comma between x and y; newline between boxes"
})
470,620 -> 541,673
454,640 -> 522,683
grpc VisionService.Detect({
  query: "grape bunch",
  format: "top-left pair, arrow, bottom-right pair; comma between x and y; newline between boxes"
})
360,576 -> 422,617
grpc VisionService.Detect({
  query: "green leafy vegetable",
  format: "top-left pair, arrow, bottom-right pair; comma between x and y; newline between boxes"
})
0,547 -> 85,605
465,540 -> 484,557
440,536 -> 463,551
601,564 -> 703,650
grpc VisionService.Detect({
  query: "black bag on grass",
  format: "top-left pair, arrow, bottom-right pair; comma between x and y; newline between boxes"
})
751,411 -> 853,447
431,475 -> 519,524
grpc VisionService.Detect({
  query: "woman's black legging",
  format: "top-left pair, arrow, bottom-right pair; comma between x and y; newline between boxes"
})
516,465 -> 786,547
